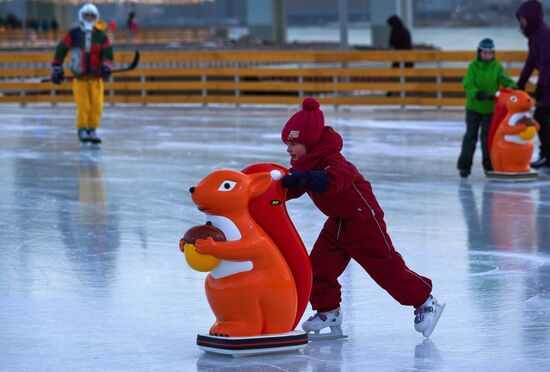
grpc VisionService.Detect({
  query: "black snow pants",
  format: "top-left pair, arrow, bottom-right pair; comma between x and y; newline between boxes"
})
457,110 -> 493,172
534,106 -> 550,160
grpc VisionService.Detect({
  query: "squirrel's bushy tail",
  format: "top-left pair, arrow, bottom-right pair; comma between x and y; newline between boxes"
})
243,163 -> 312,330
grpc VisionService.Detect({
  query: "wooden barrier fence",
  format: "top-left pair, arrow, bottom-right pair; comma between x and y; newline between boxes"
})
0,27 -> 214,48
0,50 -> 536,107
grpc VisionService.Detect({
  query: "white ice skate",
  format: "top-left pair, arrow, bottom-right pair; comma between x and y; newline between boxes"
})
302,308 -> 347,341
414,295 -> 445,337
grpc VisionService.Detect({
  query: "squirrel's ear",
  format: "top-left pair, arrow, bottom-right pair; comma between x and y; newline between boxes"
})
249,172 -> 272,198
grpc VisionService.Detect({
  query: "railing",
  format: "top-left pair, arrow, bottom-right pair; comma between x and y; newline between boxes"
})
0,27 -> 214,48
0,50 -> 536,107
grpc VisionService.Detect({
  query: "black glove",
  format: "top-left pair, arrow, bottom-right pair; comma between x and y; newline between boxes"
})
475,91 -> 494,101
282,170 -> 329,193
517,79 -> 526,91
51,65 -> 64,85
100,64 -> 112,80
535,84 -> 545,101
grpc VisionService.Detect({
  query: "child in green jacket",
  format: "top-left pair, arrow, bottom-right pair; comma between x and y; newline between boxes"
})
457,38 -> 517,178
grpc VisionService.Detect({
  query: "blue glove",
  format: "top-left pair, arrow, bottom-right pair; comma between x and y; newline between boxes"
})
51,65 -> 64,85
282,170 -> 329,192
100,64 -> 112,80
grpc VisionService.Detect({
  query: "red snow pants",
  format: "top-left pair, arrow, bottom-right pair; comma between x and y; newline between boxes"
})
309,209 -> 432,312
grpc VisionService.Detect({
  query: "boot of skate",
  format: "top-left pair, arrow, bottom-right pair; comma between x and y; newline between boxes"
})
414,295 -> 445,337
78,128 -> 90,143
87,128 -> 102,144
302,307 -> 346,340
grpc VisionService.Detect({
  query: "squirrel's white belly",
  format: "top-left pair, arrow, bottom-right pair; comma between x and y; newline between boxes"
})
207,215 -> 253,279
210,261 -> 253,279
504,134 -> 529,144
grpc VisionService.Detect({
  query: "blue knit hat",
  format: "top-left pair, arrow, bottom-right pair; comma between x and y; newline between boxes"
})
478,38 -> 495,51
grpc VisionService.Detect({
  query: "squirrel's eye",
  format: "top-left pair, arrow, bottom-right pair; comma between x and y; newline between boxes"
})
217,180 -> 237,192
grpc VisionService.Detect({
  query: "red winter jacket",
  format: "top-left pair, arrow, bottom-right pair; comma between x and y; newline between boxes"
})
287,126 -> 383,221
287,126 -> 433,310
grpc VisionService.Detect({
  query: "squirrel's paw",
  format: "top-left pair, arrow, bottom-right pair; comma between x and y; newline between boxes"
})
195,236 -> 217,255
209,321 -> 256,338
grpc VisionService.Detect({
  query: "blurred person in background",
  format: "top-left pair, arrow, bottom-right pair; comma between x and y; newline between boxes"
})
387,15 -> 413,68
386,15 -> 414,97
51,17 -> 59,40
516,0 -> 550,170
127,11 -> 139,41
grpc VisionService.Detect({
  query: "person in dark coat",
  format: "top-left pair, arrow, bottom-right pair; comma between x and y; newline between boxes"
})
516,0 -> 550,169
387,15 -> 413,68
386,15 -> 414,97
50,18 -> 59,40
280,97 -> 445,338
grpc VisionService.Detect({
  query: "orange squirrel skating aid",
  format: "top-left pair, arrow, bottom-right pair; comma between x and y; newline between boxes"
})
490,89 -> 540,173
188,167 -> 302,337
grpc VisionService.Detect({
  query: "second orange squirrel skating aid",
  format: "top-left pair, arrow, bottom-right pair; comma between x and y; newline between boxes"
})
490,89 -> 540,173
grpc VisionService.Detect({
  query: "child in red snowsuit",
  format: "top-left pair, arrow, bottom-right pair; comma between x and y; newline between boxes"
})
281,97 -> 444,338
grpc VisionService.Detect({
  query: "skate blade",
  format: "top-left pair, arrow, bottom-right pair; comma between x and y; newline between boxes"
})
80,142 -> 101,150
307,333 -> 348,341
307,327 -> 348,341
422,303 -> 445,338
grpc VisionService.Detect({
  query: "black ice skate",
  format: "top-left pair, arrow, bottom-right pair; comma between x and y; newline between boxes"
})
459,169 -> 470,178
87,128 -> 102,144
531,157 -> 549,169
78,128 -> 91,143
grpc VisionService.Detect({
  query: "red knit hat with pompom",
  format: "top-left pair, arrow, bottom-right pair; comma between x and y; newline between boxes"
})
281,97 -> 324,148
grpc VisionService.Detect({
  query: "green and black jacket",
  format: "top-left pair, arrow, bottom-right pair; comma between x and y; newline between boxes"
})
52,25 -> 113,78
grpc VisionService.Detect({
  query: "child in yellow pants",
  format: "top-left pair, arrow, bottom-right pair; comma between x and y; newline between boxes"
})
51,4 -> 113,144
73,77 -> 104,142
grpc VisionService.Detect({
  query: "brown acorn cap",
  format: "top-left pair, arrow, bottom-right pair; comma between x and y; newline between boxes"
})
517,117 -> 537,126
183,224 -> 226,244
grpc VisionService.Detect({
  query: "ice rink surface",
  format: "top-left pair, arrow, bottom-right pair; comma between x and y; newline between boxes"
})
1,104 -> 549,372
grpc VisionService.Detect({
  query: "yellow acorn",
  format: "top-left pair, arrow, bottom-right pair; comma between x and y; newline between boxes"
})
519,126 -> 536,141
179,225 -> 225,272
